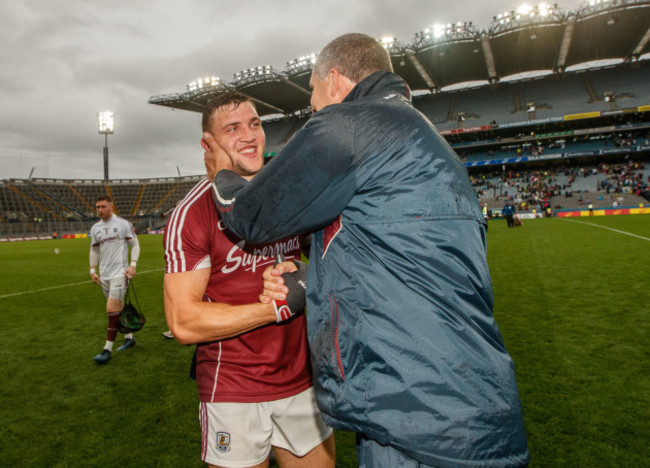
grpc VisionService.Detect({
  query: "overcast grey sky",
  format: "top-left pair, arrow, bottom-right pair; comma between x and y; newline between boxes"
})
0,0 -> 586,180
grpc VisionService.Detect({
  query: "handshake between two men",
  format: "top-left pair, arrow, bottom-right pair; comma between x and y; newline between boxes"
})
262,254 -> 308,323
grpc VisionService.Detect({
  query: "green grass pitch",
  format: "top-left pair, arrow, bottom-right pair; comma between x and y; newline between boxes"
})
0,215 -> 648,467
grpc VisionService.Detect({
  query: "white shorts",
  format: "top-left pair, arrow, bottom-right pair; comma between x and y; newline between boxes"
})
200,387 -> 332,467
100,276 -> 128,300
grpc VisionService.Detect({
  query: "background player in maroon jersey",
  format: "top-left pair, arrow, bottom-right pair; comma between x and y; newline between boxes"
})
163,92 -> 334,468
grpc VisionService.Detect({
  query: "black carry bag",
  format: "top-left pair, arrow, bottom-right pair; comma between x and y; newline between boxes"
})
118,279 -> 146,333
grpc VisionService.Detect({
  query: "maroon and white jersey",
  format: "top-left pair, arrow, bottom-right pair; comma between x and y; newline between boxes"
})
164,178 -> 312,403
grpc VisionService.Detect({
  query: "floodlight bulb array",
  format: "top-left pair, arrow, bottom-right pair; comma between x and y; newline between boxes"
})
187,76 -> 221,92
417,21 -> 475,43
381,37 -> 396,50
233,65 -> 274,82
433,24 -> 446,38
495,3 -> 558,24
517,4 -> 534,15
97,111 -> 114,134
287,54 -> 317,72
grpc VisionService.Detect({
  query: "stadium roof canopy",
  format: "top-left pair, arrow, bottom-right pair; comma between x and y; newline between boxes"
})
149,0 -> 650,117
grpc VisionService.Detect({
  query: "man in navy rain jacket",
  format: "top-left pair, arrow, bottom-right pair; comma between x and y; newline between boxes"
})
205,33 -> 529,468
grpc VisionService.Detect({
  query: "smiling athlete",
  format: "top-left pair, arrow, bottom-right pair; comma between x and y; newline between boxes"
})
163,92 -> 334,468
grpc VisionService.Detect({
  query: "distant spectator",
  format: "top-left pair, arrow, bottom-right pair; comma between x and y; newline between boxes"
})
503,201 -> 516,227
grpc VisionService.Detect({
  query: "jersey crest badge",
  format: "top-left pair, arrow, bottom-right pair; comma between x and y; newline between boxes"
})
216,432 -> 231,453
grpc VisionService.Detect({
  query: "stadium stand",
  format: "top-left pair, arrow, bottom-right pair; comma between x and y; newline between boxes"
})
415,93 -> 454,126
518,73 -> 593,116
0,176 -> 201,237
588,65 -> 650,105
471,159 -> 648,214
429,61 -> 650,131
3,0 -> 650,238
263,117 -> 309,154
461,128 -> 650,163
440,85 -> 516,129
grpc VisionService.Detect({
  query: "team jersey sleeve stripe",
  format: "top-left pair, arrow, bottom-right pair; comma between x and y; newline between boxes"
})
165,179 -> 212,273
165,179 -> 208,272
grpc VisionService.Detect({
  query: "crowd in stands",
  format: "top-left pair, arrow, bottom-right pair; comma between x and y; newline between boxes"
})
462,130 -> 650,163
471,169 -> 564,213
597,160 -> 649,200
470,159 -> 649,210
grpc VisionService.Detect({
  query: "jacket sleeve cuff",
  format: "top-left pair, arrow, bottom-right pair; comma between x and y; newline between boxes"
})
212,170 -> 247,213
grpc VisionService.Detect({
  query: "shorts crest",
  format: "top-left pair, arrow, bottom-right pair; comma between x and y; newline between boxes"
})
216,431 -> 231,453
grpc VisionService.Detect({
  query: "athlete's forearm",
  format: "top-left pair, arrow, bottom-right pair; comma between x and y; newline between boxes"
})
89,246 -> 99,269
127,238 -> 140,263
165,297 -> 276,345
163,274 -> 276,345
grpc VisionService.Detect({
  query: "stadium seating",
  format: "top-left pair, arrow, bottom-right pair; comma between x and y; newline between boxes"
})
416,62 -> 650,131
473,160 -> 648,214
463,138 -> 619,163
0,176 -> 202,237
263,117 -> 309,154
416,93 -> 455,127
588,64 -> 650,107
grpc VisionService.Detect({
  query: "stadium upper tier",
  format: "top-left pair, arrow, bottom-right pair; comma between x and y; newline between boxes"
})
148,0 -> 650,116
432,61 -> 650,132
258,62 -> 650,154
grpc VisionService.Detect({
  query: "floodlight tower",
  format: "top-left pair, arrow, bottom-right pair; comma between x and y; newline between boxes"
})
97,111 -> 114,181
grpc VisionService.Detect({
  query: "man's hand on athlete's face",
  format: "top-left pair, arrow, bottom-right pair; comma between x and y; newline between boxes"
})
203,142 -> 222,181
202,132 -> 233,180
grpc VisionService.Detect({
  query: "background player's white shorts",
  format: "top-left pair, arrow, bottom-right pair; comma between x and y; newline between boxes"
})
200,387 -> 332,467
100,276 -> 128,300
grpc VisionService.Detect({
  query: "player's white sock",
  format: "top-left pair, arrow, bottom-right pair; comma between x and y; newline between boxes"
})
104,341 -> 114,352
124,333 -> 134,340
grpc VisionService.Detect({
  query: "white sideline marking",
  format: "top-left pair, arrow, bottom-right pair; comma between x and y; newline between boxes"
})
0,268 -> 164,299
562,219 -> 650,242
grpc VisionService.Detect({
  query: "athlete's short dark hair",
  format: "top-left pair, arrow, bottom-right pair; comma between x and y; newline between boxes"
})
202,92 -> 256,133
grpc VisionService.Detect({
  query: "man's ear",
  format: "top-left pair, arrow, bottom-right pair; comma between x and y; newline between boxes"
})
329,68 -> 355,101
327,68 -> 338,97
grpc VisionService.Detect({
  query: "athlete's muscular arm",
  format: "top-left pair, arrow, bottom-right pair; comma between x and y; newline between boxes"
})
164,268 -> 277,345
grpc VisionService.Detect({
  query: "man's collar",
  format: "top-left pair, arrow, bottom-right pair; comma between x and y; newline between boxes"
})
342,71 -> 411,103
